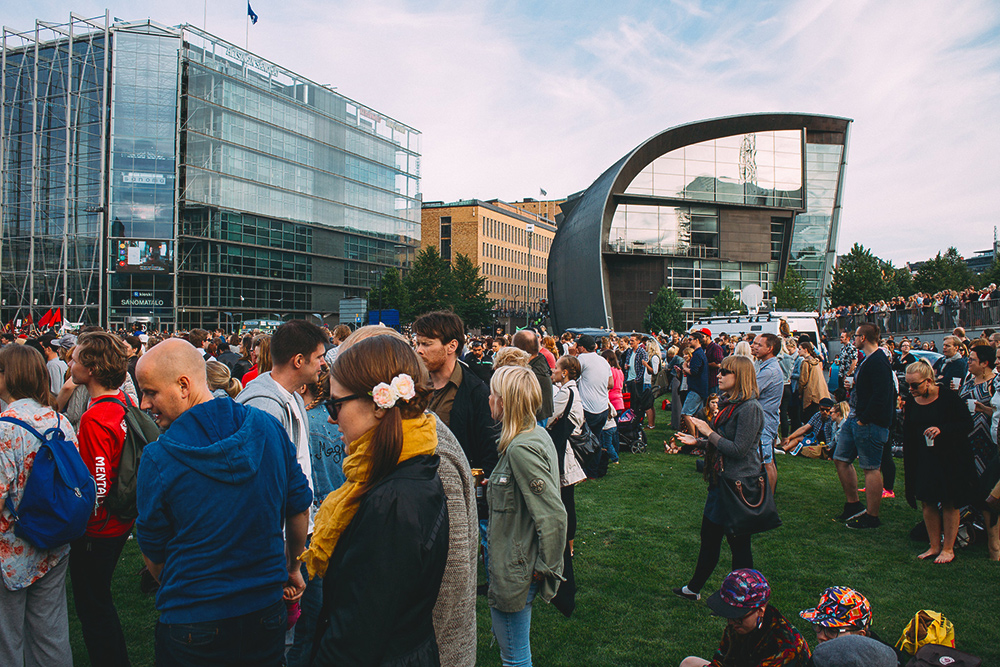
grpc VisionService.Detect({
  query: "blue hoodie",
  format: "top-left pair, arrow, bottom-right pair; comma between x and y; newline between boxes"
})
136,397 -> 312,624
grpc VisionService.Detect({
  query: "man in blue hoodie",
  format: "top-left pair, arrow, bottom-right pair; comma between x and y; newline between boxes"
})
135,339 -> 312,666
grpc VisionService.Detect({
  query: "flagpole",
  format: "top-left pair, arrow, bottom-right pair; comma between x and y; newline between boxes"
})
245,10 -> 249,49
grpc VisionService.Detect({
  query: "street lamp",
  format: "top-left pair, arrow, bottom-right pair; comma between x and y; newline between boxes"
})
525,223 -> 534,327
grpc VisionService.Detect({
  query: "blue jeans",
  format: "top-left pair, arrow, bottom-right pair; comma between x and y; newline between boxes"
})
833,416 -> 889,470
602,425 -> 619,462
681,391 -> 705,416
155,599 -> 286,666
491,582 -> 538,667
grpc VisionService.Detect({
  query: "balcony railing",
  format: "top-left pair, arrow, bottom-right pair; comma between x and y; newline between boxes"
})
820,299 -> 1000,337
604,242 -> 719,258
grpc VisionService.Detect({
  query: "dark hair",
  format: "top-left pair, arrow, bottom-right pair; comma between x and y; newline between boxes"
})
75,331 -> 128,389
857,322 -> 880,344
512,330 -> 539,356
558,355 -> 581,380
331,336 -> 432,496
124,335 -> 141,353
601,349 -> 620,369
971,344 -> 996,368
270,320 -> 327,366
331,324 -> 352,342
758,333 -> 781,356
412,311 -> 465,349
0,345 -> 53,407
240,334 -> 253,361
188,328 -> 209,348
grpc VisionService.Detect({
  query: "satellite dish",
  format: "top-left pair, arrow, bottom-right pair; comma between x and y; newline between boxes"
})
741,284 -> 764,314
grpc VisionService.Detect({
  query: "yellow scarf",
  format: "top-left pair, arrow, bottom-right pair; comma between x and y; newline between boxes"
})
300,412 -> 437,579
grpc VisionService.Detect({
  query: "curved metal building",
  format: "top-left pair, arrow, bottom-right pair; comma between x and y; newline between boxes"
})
549,113 -> 851,332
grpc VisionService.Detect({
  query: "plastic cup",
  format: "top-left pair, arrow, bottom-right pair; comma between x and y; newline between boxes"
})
951,378 -> 961,391
924,434 -> 934,447
968,399 -> 977,414
844,377 -> 854,389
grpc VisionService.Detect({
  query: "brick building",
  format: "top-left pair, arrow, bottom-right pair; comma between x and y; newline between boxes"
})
421,199 -> 557,316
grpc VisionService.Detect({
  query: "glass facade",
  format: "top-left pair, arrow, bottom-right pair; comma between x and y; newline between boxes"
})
788,143 -> 844,296
1,18 -> 109,326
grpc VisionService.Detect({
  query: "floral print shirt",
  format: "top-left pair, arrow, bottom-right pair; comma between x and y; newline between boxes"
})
0,399 -> 79,591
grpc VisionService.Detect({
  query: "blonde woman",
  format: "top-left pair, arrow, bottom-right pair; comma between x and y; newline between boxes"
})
732,341 -> 753,358
487,366 -> 567,666
492,346 -> 530,370
205,360 -> 242,399
644,339 -> 663,428
673,356 -> 765,602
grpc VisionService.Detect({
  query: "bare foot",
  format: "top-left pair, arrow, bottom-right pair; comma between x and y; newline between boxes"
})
934,551 -> 955,564
917,548 -> 940,560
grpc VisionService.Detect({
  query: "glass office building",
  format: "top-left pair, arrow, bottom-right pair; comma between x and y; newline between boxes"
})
549,113 -> 851,332
2,14 -> 420,330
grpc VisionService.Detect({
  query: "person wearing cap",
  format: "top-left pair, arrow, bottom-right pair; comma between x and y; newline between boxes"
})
779,397 -> 838,454
800,587 -> 902,666
679,569 -> 811,667
700,328 -> 724,395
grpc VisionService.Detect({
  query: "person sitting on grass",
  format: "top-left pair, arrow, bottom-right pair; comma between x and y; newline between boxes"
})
779,397 -> 837,455
679,569 -> 811,667
799,586 -> 903,665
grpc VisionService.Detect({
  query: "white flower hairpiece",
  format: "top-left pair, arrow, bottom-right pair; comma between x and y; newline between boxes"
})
370,373 -> 417,409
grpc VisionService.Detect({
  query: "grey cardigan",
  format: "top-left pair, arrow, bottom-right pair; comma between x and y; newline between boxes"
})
706,399 -> 765,480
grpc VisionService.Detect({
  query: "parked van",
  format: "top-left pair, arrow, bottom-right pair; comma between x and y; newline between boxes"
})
692,311 -> 822,346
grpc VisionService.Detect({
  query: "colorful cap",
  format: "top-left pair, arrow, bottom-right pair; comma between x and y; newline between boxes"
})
706,569 -> 771,619
799,587 -> 872,629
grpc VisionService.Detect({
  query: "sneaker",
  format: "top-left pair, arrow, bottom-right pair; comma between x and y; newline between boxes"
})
835,502 -> 866,522
672,586 -> 700,601
772,447 -> 786,455
882,489 -> 895,499
846,513 -> 882,529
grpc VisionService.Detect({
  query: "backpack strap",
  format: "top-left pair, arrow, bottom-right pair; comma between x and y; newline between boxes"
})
0,413 -> 66,522
94,394 -> 132,410
0,416 -> 47,442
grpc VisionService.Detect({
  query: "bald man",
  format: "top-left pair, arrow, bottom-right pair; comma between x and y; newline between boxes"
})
135,339 -> 312,666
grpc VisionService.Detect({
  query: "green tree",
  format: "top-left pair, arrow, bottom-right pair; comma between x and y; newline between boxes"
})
705,287 -> 744,315
772,267 -> 815,311
884,260 -> 914,297
980,259 -> 1000,289
366,266 -> 409,318
643,287 -> 685,333
913,247 -> 976,293
450,253 -> 495,330
826,243 -> 892,306
403,246 -> 453,320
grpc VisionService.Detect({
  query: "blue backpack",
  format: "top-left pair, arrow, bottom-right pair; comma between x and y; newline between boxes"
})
1,415 -> 97,550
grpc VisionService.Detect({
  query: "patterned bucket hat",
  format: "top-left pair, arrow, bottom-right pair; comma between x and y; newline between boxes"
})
706,569 -> 771,619
799,586 -> 872,629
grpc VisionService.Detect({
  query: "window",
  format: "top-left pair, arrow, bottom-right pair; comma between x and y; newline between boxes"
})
440,216 -> 451,261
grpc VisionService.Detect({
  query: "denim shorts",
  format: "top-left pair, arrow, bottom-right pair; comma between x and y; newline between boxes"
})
833,416 -> 888,470
681,392 -> 705,416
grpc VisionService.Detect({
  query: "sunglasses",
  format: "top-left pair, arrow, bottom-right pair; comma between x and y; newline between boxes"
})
325,393 -> 363,421
907,379 -> 929,390
718,368 -> 734,377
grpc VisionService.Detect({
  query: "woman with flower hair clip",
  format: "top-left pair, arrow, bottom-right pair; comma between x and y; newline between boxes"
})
302,335 -> 449,666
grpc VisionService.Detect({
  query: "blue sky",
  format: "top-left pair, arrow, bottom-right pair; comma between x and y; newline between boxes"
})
12,0 -> 1000,265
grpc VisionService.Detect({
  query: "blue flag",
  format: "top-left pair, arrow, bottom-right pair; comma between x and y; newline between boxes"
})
248,2 -> 258,24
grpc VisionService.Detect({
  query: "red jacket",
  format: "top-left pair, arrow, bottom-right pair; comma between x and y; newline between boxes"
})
77,390 -> 133,537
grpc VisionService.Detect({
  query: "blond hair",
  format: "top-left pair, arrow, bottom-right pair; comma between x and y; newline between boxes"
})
205,360 -> 242,398
906,359 -> 935,380
489,365 -> 541,453
492,346 -> 530,370
720,355 -> 759,402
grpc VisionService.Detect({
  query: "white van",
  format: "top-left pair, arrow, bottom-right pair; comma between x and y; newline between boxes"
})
692,311 -> 822,346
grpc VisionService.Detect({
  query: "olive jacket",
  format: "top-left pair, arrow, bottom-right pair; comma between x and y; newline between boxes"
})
486,425 -> 567,613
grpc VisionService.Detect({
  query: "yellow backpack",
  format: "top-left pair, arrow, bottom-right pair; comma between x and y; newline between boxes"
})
896,610 -> 956,655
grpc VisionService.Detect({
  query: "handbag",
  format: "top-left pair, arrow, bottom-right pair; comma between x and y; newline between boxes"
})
712,410 -> 782,536
568,422 -> 601,459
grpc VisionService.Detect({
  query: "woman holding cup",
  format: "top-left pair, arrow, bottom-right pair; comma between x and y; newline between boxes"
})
902,360 -> 976,564
961,345 -> 1000,559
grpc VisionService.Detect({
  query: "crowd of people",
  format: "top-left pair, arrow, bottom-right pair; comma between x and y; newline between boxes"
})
0,311 -> 995,666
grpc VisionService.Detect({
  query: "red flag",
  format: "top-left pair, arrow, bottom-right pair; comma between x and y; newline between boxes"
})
52,308 -> 61,326
37,309 -> 53,328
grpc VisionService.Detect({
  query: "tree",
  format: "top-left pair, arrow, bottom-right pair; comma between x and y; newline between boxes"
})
825,243 -> 892,306
450,253 -> 495,330
980,259 -> 1000,289
913,247 -> 976,293
772,267 -> 815,311
403,246 -> 453,320
366,266 -> 408,317
705,287 -> 744,316
643,287 -> 685,334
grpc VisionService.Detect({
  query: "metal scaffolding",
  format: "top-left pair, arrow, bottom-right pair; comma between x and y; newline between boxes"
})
1,12 -> 109,327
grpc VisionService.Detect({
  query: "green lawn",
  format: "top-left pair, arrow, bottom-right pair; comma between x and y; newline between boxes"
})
69,405 -> 997,665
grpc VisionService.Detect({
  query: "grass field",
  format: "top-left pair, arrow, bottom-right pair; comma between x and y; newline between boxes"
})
68,406 -> 997,665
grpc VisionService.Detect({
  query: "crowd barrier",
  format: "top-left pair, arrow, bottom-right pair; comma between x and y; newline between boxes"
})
820,299 -> 1000,337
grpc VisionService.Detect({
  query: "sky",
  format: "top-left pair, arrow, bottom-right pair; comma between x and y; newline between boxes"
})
11,0 -> 1000,265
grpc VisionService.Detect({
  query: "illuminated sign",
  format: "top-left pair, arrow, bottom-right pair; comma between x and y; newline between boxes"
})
117,241 -> 171,272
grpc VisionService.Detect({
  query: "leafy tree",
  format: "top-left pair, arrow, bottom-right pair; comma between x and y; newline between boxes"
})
980,259 -> 1000,289
884,260 -> 913,297
450,253 -> 495,330
705,287 -> 744,316
825,243 -> 892,306
772,267 -> 815,311
367,266 -> 408,318
643,287 -> 685,333
913,247 -> 976,293
403,246 -> 453,320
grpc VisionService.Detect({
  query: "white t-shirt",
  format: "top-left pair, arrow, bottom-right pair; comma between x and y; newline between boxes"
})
577,351 -> 612,414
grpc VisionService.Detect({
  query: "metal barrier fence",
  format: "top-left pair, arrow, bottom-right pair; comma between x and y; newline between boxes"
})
820,299 -> 1000,338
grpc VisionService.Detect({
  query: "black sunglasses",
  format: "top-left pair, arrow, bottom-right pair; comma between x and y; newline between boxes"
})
718,368 -> 734,377
325,393 -> 363,421
907,379 -> 929,390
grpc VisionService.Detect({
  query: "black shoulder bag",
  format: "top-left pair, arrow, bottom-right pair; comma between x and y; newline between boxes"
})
713,406 -> 782,536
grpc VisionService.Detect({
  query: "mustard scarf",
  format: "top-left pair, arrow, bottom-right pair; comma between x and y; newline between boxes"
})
300,412 -> 437,579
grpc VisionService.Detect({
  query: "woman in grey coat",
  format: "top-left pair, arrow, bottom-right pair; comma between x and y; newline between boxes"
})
672,355 -> 765,601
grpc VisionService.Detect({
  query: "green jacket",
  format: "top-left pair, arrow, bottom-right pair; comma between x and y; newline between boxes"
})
486,425 -> 567,613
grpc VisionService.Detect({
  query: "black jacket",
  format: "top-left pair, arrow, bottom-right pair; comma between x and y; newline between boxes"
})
854,348 -> 895,428
215,349 -> 242,373
449,360 -> 500,475
529,354 -> 554,421
313,455 -> 449,667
